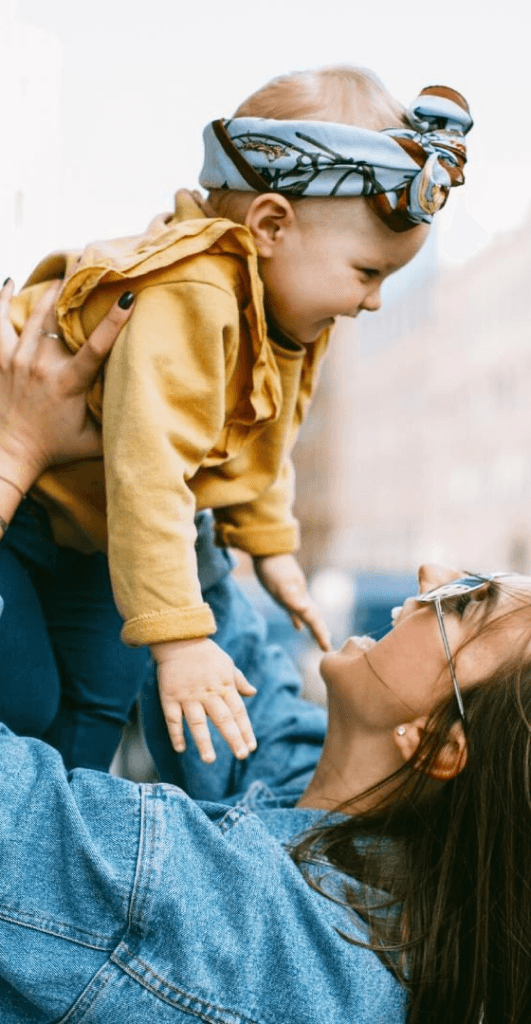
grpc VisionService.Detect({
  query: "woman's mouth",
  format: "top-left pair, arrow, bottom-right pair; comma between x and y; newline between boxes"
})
391,606 -> 403,625
345,635 -> 377,652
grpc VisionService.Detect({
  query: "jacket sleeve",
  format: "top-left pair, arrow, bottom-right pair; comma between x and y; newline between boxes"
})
213,455 -> 300,556
102,281 -> 238,645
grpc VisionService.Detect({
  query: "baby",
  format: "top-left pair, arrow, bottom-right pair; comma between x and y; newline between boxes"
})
8,65 -> 472,765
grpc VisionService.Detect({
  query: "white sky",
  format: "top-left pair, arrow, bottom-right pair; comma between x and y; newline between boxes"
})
10,0 -> 531,273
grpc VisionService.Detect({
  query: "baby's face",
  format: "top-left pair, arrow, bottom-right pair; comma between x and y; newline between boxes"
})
258,198 -> 429,346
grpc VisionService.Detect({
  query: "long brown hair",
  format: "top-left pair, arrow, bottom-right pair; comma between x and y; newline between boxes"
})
291,586 -> 531,1023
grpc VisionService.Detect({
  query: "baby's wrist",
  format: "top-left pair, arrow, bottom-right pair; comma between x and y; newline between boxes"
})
150,636 -> 210,663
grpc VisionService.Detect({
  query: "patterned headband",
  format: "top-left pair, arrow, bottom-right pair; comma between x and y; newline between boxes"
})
199,86 -> 473,232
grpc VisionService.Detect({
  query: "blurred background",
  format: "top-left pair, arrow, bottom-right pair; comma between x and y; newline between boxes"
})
2,0 -> 531,742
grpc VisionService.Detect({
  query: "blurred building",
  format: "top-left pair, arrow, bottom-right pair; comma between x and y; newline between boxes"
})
293,226 -> 439,575
293,213 -> 531,576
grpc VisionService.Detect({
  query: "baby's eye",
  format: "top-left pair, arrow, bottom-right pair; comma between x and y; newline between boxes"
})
359,267 -> 379,279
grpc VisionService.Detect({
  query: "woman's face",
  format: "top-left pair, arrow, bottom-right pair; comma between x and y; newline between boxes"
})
320,564 -> 531,731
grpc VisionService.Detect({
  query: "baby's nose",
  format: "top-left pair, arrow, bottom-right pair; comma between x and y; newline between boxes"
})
362,288 -> 381,313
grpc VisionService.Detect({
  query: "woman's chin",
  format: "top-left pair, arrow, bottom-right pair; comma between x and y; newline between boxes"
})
320,636 -> 376,672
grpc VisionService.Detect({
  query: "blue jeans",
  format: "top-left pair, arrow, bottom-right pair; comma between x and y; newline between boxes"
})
0,497 -> 151,771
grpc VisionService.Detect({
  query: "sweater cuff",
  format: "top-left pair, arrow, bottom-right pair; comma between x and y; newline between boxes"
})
121,603 -> 217,646
214,522 -> 300,557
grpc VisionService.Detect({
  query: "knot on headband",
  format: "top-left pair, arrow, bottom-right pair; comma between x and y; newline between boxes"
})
199,85 -> 473,232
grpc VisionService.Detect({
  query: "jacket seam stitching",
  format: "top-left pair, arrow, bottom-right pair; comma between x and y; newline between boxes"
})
127,785 -> 154,933
112,948 -> 263,1023
0,909 -> 114,950
217,804 -> 250,834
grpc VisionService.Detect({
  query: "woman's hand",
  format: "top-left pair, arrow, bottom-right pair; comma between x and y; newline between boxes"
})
0,279 -> 134,493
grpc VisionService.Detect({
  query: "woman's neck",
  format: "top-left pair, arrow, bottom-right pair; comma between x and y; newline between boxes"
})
297,702 -> 404,812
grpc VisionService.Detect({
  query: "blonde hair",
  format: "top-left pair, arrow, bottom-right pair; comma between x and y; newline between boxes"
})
233,64 -> 409,130
208,65 -> 410,220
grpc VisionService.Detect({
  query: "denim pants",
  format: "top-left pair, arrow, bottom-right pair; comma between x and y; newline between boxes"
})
0,497 -> 152,770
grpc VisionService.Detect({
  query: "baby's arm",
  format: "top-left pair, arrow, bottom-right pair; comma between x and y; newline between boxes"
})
102,281 -> 236,644
102,282 -> 258,760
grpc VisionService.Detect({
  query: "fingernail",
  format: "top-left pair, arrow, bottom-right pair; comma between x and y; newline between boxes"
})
236,747 -> 249,759
2,277 -> 11,287
118,290 -> 134,309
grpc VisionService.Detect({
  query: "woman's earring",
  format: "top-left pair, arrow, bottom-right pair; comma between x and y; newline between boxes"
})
396,725 -> 406,736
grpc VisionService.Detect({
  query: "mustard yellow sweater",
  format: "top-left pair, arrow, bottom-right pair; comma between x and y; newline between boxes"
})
11,191 -> 329,645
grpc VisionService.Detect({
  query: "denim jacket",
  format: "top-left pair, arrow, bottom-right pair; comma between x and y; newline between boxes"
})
0,517 -> 407,1023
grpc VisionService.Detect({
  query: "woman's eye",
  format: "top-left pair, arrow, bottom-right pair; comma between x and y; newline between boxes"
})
454,594 -> 472,615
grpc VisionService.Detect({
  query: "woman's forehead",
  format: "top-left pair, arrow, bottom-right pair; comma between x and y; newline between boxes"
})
499,575 -> 531,609
480,576 -> 531,633
492,573 -> 531,597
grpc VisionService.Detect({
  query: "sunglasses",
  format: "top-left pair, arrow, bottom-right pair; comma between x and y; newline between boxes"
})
414,574 -> 506,722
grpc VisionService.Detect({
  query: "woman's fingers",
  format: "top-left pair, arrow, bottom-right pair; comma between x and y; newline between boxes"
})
65,292 -> 135,392
0,278 -> 14,301
0,279 -> 61,368
16,281 -> 62,364
0,279 -> 17,365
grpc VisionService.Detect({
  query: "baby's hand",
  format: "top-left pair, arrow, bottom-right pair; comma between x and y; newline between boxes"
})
253,553 -> 331,651
151,638 -> 257,764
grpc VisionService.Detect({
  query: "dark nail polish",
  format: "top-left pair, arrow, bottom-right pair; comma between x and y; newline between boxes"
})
118,291 -> 134,310
2,277 -> 12,287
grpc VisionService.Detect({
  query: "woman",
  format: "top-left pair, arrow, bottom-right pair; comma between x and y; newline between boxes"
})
0,281 -> 529,1023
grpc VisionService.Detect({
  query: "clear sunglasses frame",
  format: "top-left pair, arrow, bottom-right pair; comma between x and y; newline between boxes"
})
413,574 -> 506,722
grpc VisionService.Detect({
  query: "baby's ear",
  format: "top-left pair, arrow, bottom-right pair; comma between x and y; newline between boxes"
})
244,193 -> 295,256
393,717 -> 467,780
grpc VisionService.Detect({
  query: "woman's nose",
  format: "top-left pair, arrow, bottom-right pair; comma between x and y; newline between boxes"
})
417,563 -> 462,594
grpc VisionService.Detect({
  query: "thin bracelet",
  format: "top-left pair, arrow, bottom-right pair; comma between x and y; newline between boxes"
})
0,512 -> 10,536
0,474 -> 26,499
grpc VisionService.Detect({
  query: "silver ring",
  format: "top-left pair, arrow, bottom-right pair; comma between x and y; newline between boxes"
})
39,329 -> 61,340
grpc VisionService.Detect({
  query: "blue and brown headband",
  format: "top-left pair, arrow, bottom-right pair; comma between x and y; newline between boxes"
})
199,86 -> 473,232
